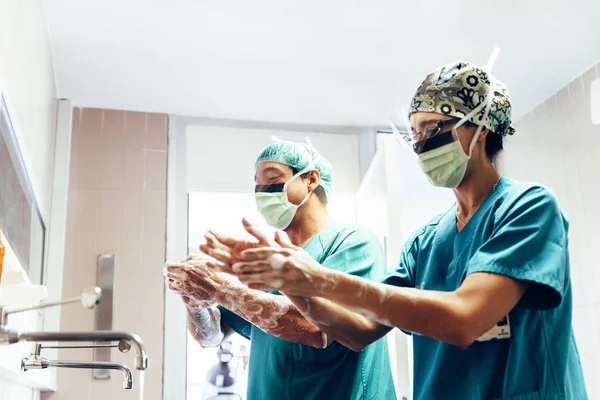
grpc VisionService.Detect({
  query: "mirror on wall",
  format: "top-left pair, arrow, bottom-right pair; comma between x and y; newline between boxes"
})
0,95 -> 46,284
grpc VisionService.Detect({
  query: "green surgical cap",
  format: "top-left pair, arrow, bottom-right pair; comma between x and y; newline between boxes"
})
256,140 -> 334,199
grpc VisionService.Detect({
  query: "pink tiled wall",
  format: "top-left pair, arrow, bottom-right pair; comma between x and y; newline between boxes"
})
52,108 -> 167,400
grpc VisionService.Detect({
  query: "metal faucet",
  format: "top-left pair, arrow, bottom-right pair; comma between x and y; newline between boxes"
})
22,343 -> 134,389
0,287 -> 148,370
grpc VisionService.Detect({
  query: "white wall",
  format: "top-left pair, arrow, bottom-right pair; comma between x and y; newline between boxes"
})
0,1 -> 58,399
0,0 -> 58,221
498,61 -> 600,398
185,124 -> 361,225
185,124 -> 360,196
185,124 -> 361,233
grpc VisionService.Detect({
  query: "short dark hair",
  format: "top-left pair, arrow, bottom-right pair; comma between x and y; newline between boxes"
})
461,121 -> 503,163
485,131 -> 504,163
290,167 -> 328,205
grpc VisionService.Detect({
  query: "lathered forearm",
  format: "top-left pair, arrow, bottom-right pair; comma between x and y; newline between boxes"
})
187,305 -> 225,347
286,294 -> 392,351
315,269 -> 474,346
215,282 -> 325,348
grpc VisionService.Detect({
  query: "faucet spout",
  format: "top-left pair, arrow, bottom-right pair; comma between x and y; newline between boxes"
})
11,330 -> 148,370
22,356 -> 134,389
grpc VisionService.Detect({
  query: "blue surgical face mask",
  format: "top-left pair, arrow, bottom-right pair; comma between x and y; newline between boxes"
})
254,170 -> 312,230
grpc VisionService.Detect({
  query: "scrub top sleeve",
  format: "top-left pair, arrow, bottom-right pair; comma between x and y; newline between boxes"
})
321,230 -> 387,280
217,305 -> 252,340
381,235 -> 419,336
382,236 -> 418,289
466,186 -> 568,310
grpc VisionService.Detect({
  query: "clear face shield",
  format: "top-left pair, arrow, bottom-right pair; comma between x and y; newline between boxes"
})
391,48 -> 501,158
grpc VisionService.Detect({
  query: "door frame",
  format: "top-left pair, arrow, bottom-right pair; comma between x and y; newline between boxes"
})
163,116 -> 189,400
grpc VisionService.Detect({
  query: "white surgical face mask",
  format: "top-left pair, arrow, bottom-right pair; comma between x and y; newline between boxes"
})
255,170 -> 313,230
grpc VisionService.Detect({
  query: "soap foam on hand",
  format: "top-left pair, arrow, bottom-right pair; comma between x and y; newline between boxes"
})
268,254 -> 286,270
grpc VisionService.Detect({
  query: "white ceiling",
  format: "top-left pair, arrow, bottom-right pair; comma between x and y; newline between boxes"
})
46,0 -> 600,127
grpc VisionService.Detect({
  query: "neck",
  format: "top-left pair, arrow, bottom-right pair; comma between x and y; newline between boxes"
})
285,203 -> 330,247
454,159 -> 501,218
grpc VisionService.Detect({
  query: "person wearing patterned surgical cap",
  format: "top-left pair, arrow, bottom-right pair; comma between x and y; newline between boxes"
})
375,60 -> 588,399
215,59 -> 589,400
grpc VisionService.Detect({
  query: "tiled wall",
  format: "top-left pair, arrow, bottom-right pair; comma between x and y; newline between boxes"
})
499,62 -> 600,398
50,108 -> 167,400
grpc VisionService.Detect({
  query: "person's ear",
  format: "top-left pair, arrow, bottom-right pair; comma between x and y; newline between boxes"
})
475,126 -> 489,143
307,170 -> 320,191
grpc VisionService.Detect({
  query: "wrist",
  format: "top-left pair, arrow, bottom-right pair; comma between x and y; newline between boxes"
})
186,300 -> 217,312
213,278 -> 245,308
313,268 -> 337,297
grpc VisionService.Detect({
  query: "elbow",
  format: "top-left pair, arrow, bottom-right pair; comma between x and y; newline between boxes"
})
347,335 -> 377,352
347,342 -> 368,352
444,328 -> 476,349
341,336 -> 376,353
435,297 -> 479,348
196,331 -> 225,348
441,315 -> 480,348
306,332 -> 367,352
310,331 -> 330,350
198,339 -> 223,348
435,310 -> 478,348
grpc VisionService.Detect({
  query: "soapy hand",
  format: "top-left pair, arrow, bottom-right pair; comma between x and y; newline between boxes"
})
164,255 -> 231,308
229,220 -> 334,297
199,218 -> 279,274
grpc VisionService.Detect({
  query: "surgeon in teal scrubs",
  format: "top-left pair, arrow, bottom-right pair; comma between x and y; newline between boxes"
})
226,60 -> 589,399
167,140 -> 396,400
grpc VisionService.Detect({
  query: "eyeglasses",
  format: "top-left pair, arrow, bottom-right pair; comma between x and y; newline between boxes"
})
392,116 -> 469,154
408,118 -> 461,154
412,118 -> 461,141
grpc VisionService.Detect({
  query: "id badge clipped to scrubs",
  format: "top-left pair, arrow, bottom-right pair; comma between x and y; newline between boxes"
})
476,315 -> 511,342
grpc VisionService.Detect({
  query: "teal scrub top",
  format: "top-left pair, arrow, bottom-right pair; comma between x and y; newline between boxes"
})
384,177 -> 588,400
220,221 -> 397,400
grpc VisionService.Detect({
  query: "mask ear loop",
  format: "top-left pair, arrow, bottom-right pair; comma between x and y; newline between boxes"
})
465,47 -> 501,157
283,167 -> 314,208
467,80 -> 496,156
